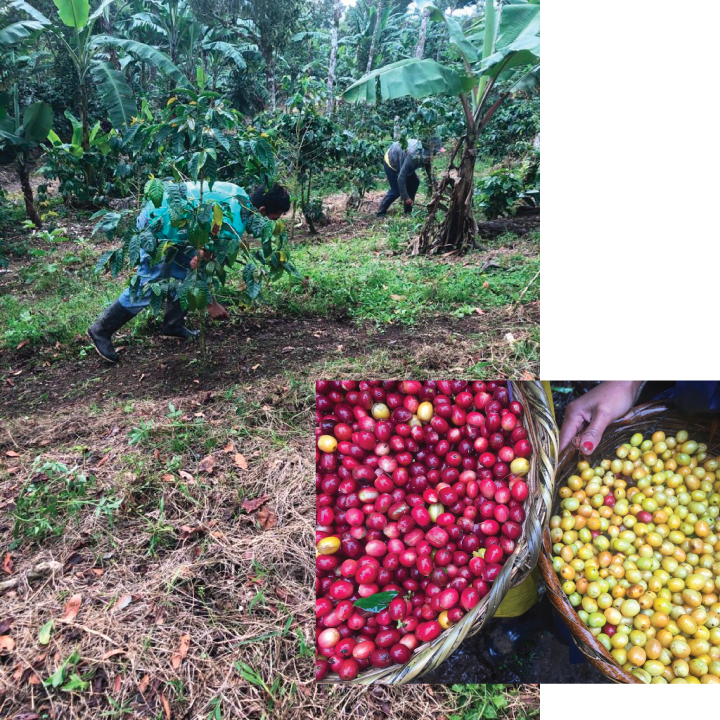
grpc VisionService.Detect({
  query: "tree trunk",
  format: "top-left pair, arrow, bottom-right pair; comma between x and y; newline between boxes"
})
326,0 -> 341,115
79,81 -> 89,150
264,48 -> 277,111
415,8 -> 430,59
415,89 -> 512,256
415,94 -> 479,255
102,14 -> 121,70
17,154 -> 41,228
366,0 -> 385,73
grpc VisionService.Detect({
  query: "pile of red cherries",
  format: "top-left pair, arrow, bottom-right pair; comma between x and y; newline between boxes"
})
315,380 -> 533,681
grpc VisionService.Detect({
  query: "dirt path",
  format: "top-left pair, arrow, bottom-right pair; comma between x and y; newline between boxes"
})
0,306 -> 538,419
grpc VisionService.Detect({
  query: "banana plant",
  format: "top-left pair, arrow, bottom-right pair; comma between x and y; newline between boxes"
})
0,0 -> 186,148
0,88 -> 53,227
343,0 -> 540,254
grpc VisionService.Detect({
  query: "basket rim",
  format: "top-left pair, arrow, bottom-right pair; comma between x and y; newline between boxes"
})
324,380 -> 559,685
538,399 -> 720,684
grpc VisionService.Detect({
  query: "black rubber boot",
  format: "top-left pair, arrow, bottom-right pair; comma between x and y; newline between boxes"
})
87,300 -> 136,363
376,194 -> 397,216
161,299 -> 199,340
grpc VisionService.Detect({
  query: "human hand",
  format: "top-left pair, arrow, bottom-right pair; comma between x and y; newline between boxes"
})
207,301 -> 230,321
405,198 -> 414,207
559,381 -> 644,455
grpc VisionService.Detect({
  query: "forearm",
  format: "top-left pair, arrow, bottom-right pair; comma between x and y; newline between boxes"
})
617,381 -> 645,404
397,173 -> 409,200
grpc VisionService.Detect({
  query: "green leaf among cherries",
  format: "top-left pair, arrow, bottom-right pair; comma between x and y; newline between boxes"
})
353,590 -> 399,613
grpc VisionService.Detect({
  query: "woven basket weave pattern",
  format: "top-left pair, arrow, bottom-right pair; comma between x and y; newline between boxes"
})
340,381 -> 559,684
538,400 -> 720,684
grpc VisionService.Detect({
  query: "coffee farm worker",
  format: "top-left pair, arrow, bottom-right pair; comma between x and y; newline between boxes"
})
376,139 -> 442,217
559,381 -> 720,454
87,182 -> 291,363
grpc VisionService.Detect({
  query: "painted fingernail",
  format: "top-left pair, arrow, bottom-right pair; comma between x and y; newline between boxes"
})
582,441 -> 593,453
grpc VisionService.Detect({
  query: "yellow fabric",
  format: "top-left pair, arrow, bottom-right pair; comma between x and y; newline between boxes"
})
541,380 -> 556,421
495,566 -> 540,617
384,149 -> 395,170
495,384 -> 555,617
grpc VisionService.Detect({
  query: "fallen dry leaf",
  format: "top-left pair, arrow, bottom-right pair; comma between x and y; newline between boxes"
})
12,663 -> 24,683
114,594 -> 133,613
257,507 -> 277,530
241,495 -> 272,513
223,441 -> 235,454
198,455 -> 216,474
483,281 -> 490,289
233,453 -> 248,470
504,332 -> 516,344
16,340 -> 29,350
2,553 -> 12,575
251,363 -> 260,370
102,648 -> 127,661
5,450 -> 19,458
171,634 -> 191,670
474,308 -> 485,315
0,635 -> 15,655
161,473 -> 175,482
61,594 -> 82,623
113,673 -> 122,693
0,618 -> 13,634
138,674 -> 150,693
520,371 -> 535,381
161,692 -> 171,719
179,525 -> 203,537
178,470 -> 195,484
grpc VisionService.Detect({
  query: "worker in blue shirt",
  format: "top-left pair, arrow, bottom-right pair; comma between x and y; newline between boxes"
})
87,182 -> 290,363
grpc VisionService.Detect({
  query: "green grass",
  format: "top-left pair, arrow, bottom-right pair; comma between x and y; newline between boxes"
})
447,684 -> 538,720
0,197 -> 538,351
245,219 -> 539,325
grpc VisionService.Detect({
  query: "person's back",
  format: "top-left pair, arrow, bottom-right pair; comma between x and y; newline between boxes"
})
377,140 -> 427,216
139,181 -> 250,242
385,140 -> 423,174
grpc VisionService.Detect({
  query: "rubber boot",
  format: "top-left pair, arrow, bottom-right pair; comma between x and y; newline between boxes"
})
376,195 -> 395,217
161,299 -> 199,340
87,300 -> 136,363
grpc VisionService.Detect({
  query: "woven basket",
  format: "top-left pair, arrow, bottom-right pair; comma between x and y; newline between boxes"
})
342,380 -> 559,684
538,400 -> 720,684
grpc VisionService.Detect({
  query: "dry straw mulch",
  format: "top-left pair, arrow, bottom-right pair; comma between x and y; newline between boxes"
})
1,380 -> 540,719
0,383 -> 316,719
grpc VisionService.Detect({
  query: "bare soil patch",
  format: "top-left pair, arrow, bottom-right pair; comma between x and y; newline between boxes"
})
1,305 -> 539,419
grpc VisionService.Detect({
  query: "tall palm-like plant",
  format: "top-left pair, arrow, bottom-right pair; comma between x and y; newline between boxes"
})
0,0 -> 186,145
0,88 -> 53,226
344,0 -> 539,254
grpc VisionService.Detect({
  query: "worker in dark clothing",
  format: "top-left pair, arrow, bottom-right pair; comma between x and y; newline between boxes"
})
376,139 -> 440,217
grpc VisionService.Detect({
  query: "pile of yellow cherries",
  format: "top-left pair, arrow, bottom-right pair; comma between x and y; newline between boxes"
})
551,430 -> 720,683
